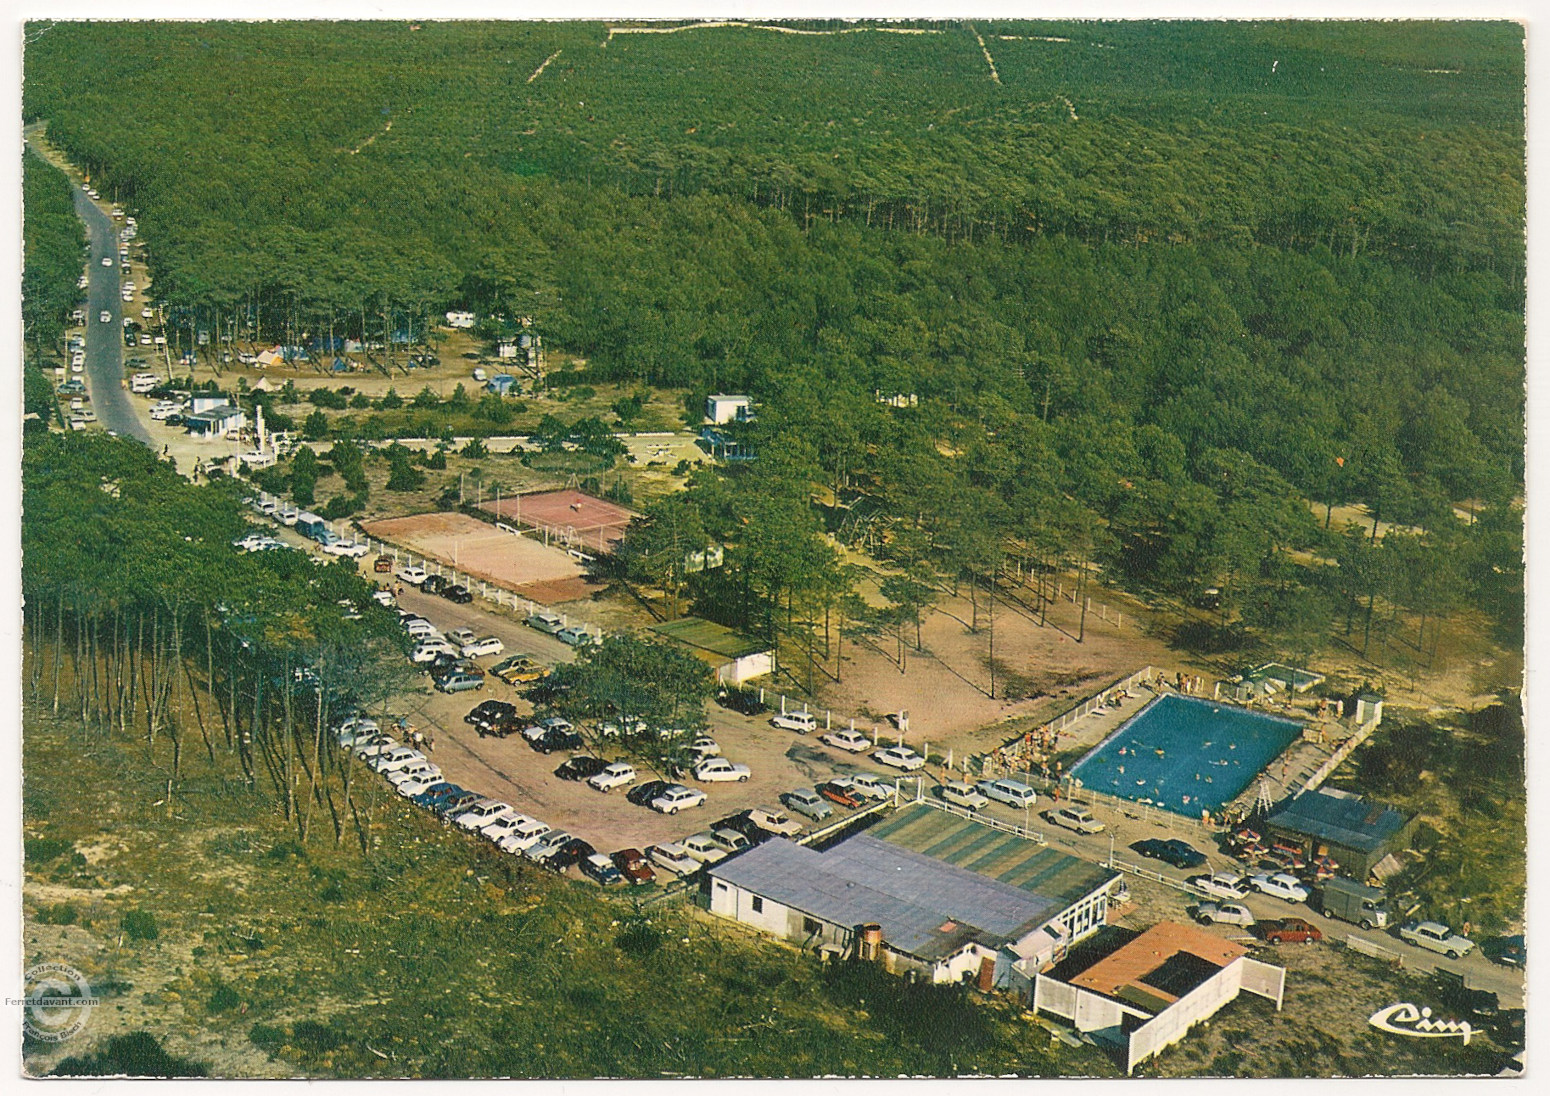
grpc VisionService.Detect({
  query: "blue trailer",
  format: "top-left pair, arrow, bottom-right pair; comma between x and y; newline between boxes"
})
296,512 -> 330,542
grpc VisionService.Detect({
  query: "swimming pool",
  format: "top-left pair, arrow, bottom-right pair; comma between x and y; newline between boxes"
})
1069,694 -> 1302,816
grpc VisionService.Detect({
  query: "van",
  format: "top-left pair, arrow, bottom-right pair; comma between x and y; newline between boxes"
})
472,367 -> 488,382
940,780 -> 990,810
130,372 -> 159,394
976,778 -> 1038,809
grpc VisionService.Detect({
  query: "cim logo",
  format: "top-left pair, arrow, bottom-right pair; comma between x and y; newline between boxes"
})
1368,1003 -> 1473,1045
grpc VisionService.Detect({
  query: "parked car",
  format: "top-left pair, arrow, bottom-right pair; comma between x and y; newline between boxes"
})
412,639 -> 458,663
1131,838 -> 1208,869
460,635 -> 505,659
582,853 -> 625,886
525,610 -> 566,634
716,688 -> 768,716
712,812 -> 772,847
1193,901 -> 1255,927
626,779 -> 674,808
681,833 -> 729,865
1257,917 -> 1324,945
555,756 -> 609,782
353,735 -> 401,760
1189,872 -> 1251,902
976,778 -> 1038,809
410,783 -> 463,810
421,574 -> 450,595
447,627 -> 478,648
368,747 -> 424,774
1399,921 -> 1475,959
397,772 -> 449,798
647,842 -> 700,876
1046,805 -> 1105,834
651,785 -> 707,814
771,710 -> 818,734
821,728 -> 872,753
819,780 -> 864,809
441,584 -> 474,604
479,813 -> 536,844
99,309 -> 112,322
1481,934 -> 1525,968
531,726 -> 584,754
939,780 -> 990,810
324,540 -> 370,558
748,806 -> 803,837
693,757 -> 751,783
402,617 -> 439,637
491,655 -> 546,684
588,762 -> 638,792
873,745 -> 926,771
431,790 -> 482,819
711,828 -> 751,854
453,799 -> 513,832
396,566 -> 429,586
465,700 -> 516,730
494,817 -> 552,854
523,830 -> 576,863
435,669 -> 485,694
782,787 -> 833,821
546,838 -> 597,873
849,774 -> 893,801
387,762 -> 441,790
611,848 -> 656,886
1249,873 -> 1311,904
555,625 -> 597,647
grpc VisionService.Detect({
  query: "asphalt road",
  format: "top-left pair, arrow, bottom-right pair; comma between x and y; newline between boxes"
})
71,182 -> 151,443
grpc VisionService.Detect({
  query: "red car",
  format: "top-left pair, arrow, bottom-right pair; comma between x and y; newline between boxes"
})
1258,917 -> 1324,945
611,847 -> 657,886
818,782 -> 864,809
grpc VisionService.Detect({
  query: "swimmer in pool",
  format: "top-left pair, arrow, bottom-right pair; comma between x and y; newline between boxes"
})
1229,743 -> 1237,750
1118,765 -> 1124,775
1155,748 -> 1165,758
1195,772 -> 1201,780
1205,776 -> 1213,783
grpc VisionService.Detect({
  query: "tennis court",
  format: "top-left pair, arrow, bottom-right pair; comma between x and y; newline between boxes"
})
361,511 -> 584,594
479,489 -> 639,554
1070,694 -> 1302,817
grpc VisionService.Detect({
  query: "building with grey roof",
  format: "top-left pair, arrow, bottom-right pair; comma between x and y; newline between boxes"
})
707,807 -> 1121,986
1264,786 -> 1415,879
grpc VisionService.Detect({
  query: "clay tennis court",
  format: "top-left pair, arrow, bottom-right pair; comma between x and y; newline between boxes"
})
362,512 -> 593,602
479,488 -> 639,553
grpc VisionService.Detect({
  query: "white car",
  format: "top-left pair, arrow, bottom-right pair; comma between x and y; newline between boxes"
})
140,307 -> 153,319
977,778 -> 1038,809
522,829 -> 574,863
648,842 -> 700,876
598,718 -> 649,738
748,807 -> 803,837
873,745 -> 926,771
681,833 -> 729,865
479,813 -> 536,844
402,618 -> 438,638
1194,901 -> 1256,927
693,757 -> 751,783
397,566 -> 429,586
324,540 -> 370,558
257,499 -> 280,515
149,401 -> 183,421
368,747 -> 424,774
353,736 -> 401,761
587,762 -> 637,792
849,773 -> 893,801
386,762 -> 440,789
446,627 -> 478,648
821,728 -> 872,752
651,785 -> 708,814
1249,873 -> 1311,904
99,309 -> 111,322
1046,805 -> 1105,834
453,799 -> 513,832
771,711 -> 818,734
1398,921 -> 1475,959
1189,872 -> 1251,902
461,636 -> 505,659
411,639 -> 457,663
939,780 -> 990,810
495,816 -> 552,854
277,507 -> 300,526
371,589 -> 396,608
101,257 -> 113,267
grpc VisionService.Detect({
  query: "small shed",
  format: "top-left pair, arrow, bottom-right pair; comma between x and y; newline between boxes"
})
185,405 -> 246,439
190,393 -> 235,415
651,616 -> 773,684
1263,787 -> 1416,880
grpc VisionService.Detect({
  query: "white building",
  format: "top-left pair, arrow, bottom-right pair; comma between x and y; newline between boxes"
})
708,803 -> 1121,986
705,394 -> 752,425
445,310 -> 477,329
1031,921 -> 1286,1074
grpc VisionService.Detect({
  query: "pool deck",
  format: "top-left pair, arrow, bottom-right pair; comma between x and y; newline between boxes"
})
1001,682 -> 1351,822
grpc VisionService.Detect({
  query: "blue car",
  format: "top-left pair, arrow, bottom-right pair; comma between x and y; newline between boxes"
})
432,791 -> 482,819
412,783 -> 463,809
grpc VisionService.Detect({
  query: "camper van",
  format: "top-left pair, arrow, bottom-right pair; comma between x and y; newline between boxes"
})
130,372 -> 160,394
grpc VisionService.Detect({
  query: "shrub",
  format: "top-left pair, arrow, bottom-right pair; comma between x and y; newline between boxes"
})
604,479 -> 634,506
25,837 -> 73,862
207,983 -> 241,1013
249,1023 -> 285,1053
35,902 -> 79,925
52,1032 -> 208,1077
386,459 -> 425,492
614,916 -> 662,957
462,437 -> 489,458
302,409 -> 330,441
121,909 -> 159,941
377,388 -> 403,410
291,1020 -> 343,1053
349,393 -> 371,409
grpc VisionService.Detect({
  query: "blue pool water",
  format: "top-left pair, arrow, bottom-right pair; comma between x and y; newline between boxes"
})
1069,694 -> 1302,816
